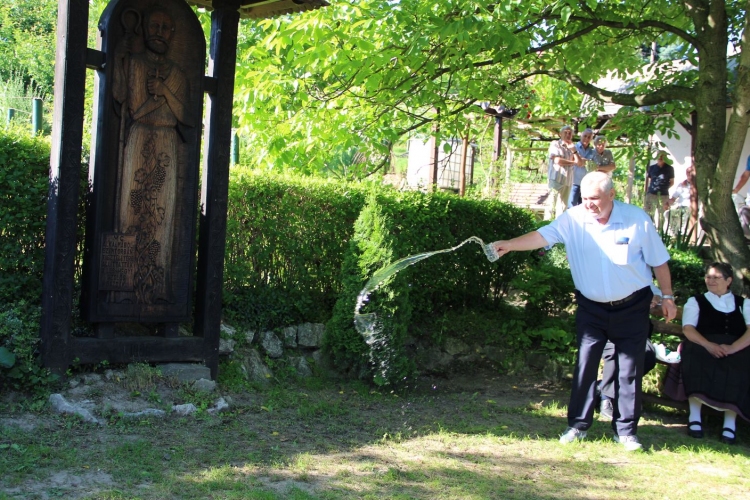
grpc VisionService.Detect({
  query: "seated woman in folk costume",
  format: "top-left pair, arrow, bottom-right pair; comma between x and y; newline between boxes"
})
681,262 -> 750,445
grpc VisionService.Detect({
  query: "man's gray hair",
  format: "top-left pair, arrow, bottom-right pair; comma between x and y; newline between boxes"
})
581,171 -> 613,192
594,135 -> 607,144
560,125 -> 573,133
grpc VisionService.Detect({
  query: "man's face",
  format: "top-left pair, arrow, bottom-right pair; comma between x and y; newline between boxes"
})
595,141 -> 606,153
146,11 -> 174,54
581,131 -> 593,146
657,156 -> 666,167
560,128 -> 573,142
581,182 -> 615,222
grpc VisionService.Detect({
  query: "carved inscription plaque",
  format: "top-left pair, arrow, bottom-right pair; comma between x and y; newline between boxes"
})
99,233 -> 137,291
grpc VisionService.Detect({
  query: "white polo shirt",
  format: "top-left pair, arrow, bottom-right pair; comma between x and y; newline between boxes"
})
536,200 -> 670,302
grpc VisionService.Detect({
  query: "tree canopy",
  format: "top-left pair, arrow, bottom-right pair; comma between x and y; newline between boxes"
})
0,0 -> 57,94
234,1 -> 715,172
4,0 -> 750,285
236,0 -> 750,286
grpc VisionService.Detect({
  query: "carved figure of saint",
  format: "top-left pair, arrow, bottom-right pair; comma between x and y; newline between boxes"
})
112,6 -> 193,304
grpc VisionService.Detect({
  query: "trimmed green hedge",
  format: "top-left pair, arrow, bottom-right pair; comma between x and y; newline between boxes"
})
0,128 -> 713,389
225,172 -> 536,318
224,173 -> 367,329
0,127 -> 52,304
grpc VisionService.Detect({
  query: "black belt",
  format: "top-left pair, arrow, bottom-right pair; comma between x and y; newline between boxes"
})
601,290 -> 640,306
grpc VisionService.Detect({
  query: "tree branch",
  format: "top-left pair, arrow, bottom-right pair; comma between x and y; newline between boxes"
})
545,70 -> 696,106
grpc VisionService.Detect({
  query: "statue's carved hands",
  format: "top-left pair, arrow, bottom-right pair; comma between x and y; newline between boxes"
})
147,71 -> 166,99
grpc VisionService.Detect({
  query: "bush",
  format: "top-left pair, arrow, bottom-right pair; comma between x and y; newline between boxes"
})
0,127 -> 88,392
0,301 -> 56,392
0,126 -> 51,304
668,248 -> 705,303
325,188 -> 537,385
224,173 -> 366,330
511,245 -> 575,319
324,193 -> 415,384
0,128 -> 57,392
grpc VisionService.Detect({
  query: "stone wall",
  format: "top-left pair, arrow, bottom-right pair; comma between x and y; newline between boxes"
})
219,322 -> 565,385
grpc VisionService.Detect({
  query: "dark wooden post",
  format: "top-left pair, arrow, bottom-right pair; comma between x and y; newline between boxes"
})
40,0 -> 89,373
194,0 -> 241,379
430,108 -> 440,188
492,116 -> 503,163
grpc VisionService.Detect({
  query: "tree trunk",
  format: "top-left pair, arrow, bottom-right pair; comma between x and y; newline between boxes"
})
693,0 -> 750,292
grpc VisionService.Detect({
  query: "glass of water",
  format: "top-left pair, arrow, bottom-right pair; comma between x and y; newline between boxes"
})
483,243 -> 500,262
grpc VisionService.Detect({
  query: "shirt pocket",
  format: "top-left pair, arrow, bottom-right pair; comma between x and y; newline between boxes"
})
611,232 -> 631,266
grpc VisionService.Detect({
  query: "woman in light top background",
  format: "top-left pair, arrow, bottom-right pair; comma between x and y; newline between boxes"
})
681,262 -> 750,444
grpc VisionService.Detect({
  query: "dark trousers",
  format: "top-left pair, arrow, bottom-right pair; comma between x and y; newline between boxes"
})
600,337 -> 656,400
568,184 -> 582,208
569,287 -> 652,436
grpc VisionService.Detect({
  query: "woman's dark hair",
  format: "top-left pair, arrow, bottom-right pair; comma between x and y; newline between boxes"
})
706,262 -> 733,279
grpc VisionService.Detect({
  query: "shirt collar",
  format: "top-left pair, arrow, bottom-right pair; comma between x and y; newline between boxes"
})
706,290 -> 734,303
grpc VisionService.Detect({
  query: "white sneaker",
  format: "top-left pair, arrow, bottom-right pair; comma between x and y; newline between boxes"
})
614,434 -> 643,451
654,343 -> 681,364
559,427 -> 587,444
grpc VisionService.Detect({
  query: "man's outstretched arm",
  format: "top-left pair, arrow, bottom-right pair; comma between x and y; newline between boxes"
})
491,231 -> 549,259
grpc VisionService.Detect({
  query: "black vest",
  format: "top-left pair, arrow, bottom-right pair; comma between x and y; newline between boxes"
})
694,293 -> 746,338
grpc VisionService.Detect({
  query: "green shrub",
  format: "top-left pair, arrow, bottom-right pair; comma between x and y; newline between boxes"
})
0,127 -> 88,391
324,192 -> 414,384
324,188 -> 536,385
224,173 -> 366,330
0,301 -> 55,392
511,245 -> 575,320
668,248 -> 705,302
0,126 -> 51,304
0,128 -> 56,391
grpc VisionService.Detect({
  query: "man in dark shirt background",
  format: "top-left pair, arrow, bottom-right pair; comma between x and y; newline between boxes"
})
644,152 -> 675,230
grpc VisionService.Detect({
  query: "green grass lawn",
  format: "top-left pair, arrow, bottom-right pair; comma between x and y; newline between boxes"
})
1,373 -> 749,499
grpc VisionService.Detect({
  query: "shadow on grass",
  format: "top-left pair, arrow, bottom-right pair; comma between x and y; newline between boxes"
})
1,377 -> 749,499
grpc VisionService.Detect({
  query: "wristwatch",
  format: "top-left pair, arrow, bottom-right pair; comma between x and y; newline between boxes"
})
661,295 -> 675,300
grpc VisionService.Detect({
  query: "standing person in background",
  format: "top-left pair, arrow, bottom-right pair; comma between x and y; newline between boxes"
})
548,125 -> 581,216
592,136 -> 616,175
663,166 -> 694,236
571,129 -> 595,207
644,152 -> 675,230
490,172 -> 677,451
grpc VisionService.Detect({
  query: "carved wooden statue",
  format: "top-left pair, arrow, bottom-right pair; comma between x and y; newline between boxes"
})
82,0 -> 205,325
112,6 -> 193,304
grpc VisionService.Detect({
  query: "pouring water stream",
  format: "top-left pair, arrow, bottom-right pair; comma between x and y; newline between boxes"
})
354,236 -> 499,346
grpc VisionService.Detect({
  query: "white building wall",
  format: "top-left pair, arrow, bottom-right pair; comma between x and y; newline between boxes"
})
406,138 -> 433,189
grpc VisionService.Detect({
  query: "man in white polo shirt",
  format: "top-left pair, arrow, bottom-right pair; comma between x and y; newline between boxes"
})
491,172 -> 677,451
